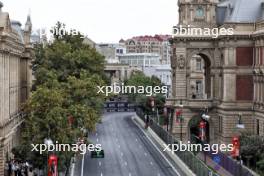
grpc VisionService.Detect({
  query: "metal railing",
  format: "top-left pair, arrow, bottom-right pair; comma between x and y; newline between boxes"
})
136,108 -> 219,176
206,150 -> 255,176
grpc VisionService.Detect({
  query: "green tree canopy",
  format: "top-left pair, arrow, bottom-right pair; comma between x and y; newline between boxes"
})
125,71 -> 166,114
14,22 -> 106,172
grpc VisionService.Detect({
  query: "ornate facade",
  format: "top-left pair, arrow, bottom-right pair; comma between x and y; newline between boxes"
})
168,0 -> 264,144
0,2 -> 33,174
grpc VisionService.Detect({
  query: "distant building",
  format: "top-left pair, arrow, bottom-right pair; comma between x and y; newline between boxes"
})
83,37 -> 96,48
119,53 -> 161,68
119,53 -> 172,94
96,43 -> 131,84
30,28 -> 47,45
0,2 -> 33,174
96,43 -> 126,64
124,35 -> 172,64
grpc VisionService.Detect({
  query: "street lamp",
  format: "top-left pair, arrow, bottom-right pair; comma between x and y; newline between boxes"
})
149,95 -> 157,123
234,113 -> 245,175
176,100 -> 184,141
163,106 -> 169,131
200,107 -> 210,164
201,107 -> 210,121
199,121 -> 207,164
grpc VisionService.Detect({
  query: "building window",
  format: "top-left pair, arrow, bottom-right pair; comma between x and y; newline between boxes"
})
196,58 -> 202,71
256,119 -> 260,135
195,80 -> 203,98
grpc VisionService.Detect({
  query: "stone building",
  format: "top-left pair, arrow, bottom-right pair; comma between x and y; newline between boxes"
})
168,0 -> 264,144
119,53 -> 172,95
124,35 -> 172,64
0,2 -> 33,174
96,43 -> 132,85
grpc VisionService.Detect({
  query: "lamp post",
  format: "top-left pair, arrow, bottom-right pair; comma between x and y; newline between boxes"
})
234,113 -> 244,176
150,94 -> 157,123
176,100 -> 184,141
146,96 -> 155,129
201,107 -> 210,121
200,107 -> 210,164
163,106 -> 168,131
199,121 -> 207,164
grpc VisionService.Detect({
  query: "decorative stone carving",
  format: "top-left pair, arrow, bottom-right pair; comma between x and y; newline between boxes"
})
177,55 -> 185,69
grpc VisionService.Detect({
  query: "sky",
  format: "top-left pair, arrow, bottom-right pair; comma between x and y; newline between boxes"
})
2,0 -> 179,43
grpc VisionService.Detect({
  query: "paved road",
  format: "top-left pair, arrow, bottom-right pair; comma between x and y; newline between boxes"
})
75,112 -> 179,176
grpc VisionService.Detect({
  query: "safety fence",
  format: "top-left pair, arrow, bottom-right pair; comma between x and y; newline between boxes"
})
136,107 -> 257,176
136,108 -> 219,176
206,150 -> 254,176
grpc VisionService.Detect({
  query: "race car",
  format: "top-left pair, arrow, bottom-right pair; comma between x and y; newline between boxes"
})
91,149 -> 104,158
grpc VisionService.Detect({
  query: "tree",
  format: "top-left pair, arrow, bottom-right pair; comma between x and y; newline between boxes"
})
125,71 -> 166,115
240,133 -> 264,174
13,22 -> 106,172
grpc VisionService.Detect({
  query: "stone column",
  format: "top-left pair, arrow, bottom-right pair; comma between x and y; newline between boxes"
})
174,47 -> 187,100
0,53 -> 3,123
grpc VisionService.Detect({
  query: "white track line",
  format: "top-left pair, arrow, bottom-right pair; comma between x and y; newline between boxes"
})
81,154 -> 85,176
133,117 -> 181,176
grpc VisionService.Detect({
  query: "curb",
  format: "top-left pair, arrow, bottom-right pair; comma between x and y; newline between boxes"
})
133,115 -> 196,176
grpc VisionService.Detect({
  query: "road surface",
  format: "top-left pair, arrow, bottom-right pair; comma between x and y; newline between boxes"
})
75,112 -> 181,176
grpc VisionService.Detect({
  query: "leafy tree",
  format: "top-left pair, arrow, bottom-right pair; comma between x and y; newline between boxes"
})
240,133 -> 264,174
125,71 -> 166,115
13,22 -> 106,172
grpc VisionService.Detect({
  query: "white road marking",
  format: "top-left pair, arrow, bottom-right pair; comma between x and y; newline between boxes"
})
70,157 -> 75,176
150,162 -> 153,165
96,133 -> 98,136
144,152 -> 147,156
118,145 -> 121,148
97,138 -> 99,142
100,172 -> 103,176
99,161 -> 101,166
135,139 -> 138,142
81,154 -> 84,176
129,173 -> 132,176
121,152 -> 123,157
157,173 -> 160,176
133,117 -> 181,176
124,161 -> 127,166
